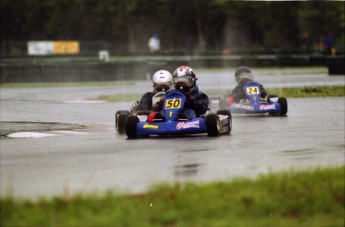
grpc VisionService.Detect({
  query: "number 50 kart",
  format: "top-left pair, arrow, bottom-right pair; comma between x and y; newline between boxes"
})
125,90 -> 232,138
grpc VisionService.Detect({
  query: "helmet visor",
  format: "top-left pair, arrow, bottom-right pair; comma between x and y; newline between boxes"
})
154,84 -> 171,92
236,72 -> 253,82
174,76 -> 193,87
153,81 -> 172,92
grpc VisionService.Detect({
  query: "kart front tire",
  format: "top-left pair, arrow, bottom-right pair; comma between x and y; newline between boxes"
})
216,110 -> 232,134
115,110 -> 130,133
126,115 -> 139,139
206,113 -> 220,137
278,97 -> 288,115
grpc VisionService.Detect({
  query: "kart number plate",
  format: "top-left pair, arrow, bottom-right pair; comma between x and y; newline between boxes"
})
165,98 -> 182,109
246,86 -> 259,95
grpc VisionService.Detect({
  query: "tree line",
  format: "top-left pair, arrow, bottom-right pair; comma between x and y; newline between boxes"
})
1,0 -> 344,55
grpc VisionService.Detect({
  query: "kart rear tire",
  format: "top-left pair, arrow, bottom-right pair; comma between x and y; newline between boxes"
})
126,115 -> 139,139
115,110 -> 130,133
206,113 -> 220,137
216,110 -> 232,134
278,97 -> 288,115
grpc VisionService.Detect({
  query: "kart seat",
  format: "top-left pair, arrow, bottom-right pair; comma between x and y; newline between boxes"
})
177,112 -> 188,121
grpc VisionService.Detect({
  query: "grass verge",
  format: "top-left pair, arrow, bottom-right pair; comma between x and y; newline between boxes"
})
266,85 -> 345,98
98,85 -> 345,102
1,166 -> 344,227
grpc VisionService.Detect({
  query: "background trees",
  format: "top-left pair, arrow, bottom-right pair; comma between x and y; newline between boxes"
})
1,0 -> 344,55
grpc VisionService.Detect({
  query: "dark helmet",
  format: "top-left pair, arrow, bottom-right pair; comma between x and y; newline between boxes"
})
173,66 -> 197,93
234,66 -> 253,85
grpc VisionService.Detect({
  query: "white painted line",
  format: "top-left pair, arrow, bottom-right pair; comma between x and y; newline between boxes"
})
7,130 -> 95,138
7,132 -> 57,138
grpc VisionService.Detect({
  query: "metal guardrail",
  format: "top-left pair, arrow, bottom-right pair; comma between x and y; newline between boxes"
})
1,55 -> 343,83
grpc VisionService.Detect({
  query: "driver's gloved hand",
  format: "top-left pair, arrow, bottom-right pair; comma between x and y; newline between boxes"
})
152,104 -> 159,112
152,100 -> 163,111
187,94 -> 195,104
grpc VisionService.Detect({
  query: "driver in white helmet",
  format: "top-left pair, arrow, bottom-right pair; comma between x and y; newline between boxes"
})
138,70 -> 173,111
152,66 -> 209,120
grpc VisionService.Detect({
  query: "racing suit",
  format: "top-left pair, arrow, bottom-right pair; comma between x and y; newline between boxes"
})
153,84 -> 209,120
185,84 -> 209,117
138,91 -> 155,111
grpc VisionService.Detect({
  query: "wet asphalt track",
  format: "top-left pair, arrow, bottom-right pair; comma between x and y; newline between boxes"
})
1,68 -> 344,199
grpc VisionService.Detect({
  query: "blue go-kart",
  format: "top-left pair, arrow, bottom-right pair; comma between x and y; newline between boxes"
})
225,81 -> 288,115
115,91 -> 165,134
125,90 -> 232,138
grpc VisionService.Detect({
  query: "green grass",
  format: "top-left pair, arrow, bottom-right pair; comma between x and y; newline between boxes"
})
1,166 -> 344,227
98,85 -> 345,102
1,81 -> 343,101
97,93 -> 141,102
267,85 -> 345,98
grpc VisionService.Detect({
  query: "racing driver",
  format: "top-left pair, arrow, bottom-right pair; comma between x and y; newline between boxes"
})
151,66 -> 209,120
137,69 -> 174,111
226,66 -> 267,103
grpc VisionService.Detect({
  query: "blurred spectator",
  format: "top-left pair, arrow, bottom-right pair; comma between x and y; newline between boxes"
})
222,48 -> 231,55
300,32 -> 312,53
323,32 -> 335,55
148,33 -> 160,53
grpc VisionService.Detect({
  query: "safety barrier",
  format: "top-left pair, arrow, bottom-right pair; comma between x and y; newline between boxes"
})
1,55 -> 343,83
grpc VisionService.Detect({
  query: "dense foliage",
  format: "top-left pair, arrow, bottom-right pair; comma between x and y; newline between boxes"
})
1,0 -> 344,55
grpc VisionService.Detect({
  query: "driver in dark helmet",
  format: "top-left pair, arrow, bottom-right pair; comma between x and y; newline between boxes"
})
226,66 -> 267,103
151,66 -> 209,120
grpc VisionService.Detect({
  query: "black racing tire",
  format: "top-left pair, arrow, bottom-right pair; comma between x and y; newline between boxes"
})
115,110 -> 130,133
216,110 -> 232,134
205,113 -> 220,137
125,115 -> 139,139
278,97 -> 288,115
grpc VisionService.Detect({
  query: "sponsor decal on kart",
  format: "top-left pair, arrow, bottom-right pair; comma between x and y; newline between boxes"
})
269,97 -> 279,102
231,104 -> 254,110
143,124 -> 159,129
259,104 -> 276,110
218,115 -> 228,121
176,120 -> 200,130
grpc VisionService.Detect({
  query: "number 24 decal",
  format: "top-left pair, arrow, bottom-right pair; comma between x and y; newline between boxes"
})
246,86 -> 259,95
165,99 -> 182,109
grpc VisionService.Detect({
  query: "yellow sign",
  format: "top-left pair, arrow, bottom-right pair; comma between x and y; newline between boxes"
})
53,41 -> 79,54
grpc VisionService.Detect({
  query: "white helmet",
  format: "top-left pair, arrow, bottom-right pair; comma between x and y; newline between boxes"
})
152,70 -> 173,92
173,66 -> 197,92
